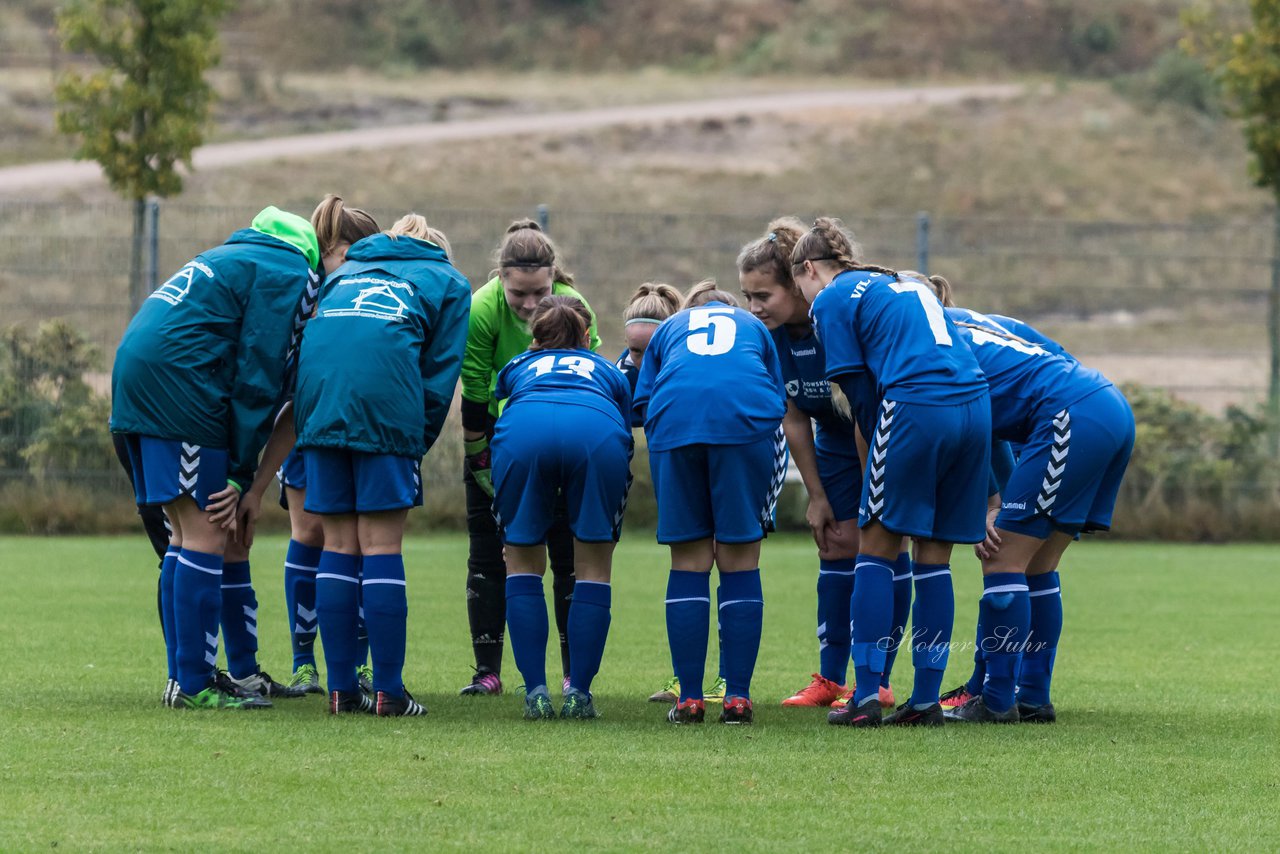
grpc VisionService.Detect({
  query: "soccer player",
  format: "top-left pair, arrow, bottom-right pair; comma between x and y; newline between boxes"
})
739,218 -> 906,711
794,218 -> 992,728
491,296 -> 633,720
938,303 -> 1133,723
111,205 -> 322,710
458,220 -> 601,697
634,280 -> 787,725
293,214 -> 470,717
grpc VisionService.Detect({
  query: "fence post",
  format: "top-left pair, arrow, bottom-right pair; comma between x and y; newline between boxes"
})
537,203 -> 550,232
1269,204 -> 1280,456
915,211 -> 930,275
146,198 -> 160,296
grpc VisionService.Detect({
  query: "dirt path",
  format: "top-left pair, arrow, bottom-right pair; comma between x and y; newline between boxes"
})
0,83 -> 1020,194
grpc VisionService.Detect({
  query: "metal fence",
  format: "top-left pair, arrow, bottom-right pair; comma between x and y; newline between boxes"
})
0,199 -> 1274,531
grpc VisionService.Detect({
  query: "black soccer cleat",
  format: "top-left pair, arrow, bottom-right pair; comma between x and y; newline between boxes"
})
228,669 -> 307,699
1018,701 -> 1057,724
948,694 -> 1021,724
719,696 -> 754,725
883,701 -> 946,727
459,669 -> 503,696
376,688 -> 428,717
828,695 -> 883,728
330,689 -> 374,715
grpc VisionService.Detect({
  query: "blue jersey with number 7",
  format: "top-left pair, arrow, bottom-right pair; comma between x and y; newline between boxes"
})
633,301 -> 787,452
495,347 -> 632,430
811,270 -> 987,405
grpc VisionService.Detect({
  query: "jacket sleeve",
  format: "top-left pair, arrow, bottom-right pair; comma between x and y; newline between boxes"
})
460,284 -> 498,433
420,273 -> 472,452
227,265 -> 319,486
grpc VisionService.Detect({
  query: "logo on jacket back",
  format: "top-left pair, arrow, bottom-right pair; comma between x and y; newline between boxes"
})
322,276 -> 413,321
150,261 -> 214,306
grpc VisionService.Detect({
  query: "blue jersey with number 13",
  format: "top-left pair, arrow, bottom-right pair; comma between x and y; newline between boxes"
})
633,301 -> 786,452
495,347 -> 632,430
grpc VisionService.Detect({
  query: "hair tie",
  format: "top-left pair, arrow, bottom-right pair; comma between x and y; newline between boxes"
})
767,232 -> 777,242
505,258 -> 551,268
625,317 -> 664,327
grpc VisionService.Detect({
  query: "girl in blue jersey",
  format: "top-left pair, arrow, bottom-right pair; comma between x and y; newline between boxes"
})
793,218 -> 992,728
491,296 -> 634,720
111,205 -> 321,711
294,213 -> 471,718
937,299 -> 1133,724
739,218 -> 908,712
634,280 -> 787,725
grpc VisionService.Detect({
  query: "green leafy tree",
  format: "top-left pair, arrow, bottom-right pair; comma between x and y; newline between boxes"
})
54,0 -> 231,311
1184,0 -> 1280,452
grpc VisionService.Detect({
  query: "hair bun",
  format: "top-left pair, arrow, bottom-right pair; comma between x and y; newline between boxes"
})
507,218 -> 542,234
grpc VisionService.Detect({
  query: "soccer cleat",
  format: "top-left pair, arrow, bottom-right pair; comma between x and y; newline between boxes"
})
286,664 -> 323,695
375,688 -> 427,717
229,669 -> 307,699
560,688 -> 599,720
162,678 -> 178,707
704,676 -> 727,704
829,684 -> 897,709
939,684 -> 976,711
667,698 -> 706,725
460,669 -> 503,696
827,695 -> 882,728
883,702 -> 945,727
648,675 -> 680,703
562,675 -> 572,696
330,689 -> 374,715
947,694 -> 1020,724
1018,701 -> 1057,724
782,674 -> 845,707
214,669 -> 263,700
524,690 -> 557,721
719,696 -> 754,725
357,665 -> 374,697
175,683 -> 272,710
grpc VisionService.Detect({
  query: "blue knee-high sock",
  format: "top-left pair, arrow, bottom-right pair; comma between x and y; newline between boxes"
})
315,551 -> 360,694
908,563 -> 955,708
220,560 -> 258,679
174,548 -> 223,695
883,551 -> 913,686
665,570 -> 711,702
1019,571 -> 1062,707
284,540 -> 321,670
355,556 -> 369,667
816,559 -> 854,685
362,553 -> 408,697
160,547 -> 178,680
718,569 -> 764,700
966,600 -> 987,696
850,555 -> 894,705
567,580 -> 611,695
979,572 -> 1031,713
506,574 -> 549,693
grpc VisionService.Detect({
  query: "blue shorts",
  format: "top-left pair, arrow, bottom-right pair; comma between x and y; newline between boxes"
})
302,448 -> 423,515
814,426 -> 861,522
996,385 -> 1135,538
492,402 -> 632,546
650,435 -> 781,545
860,396 -> 992,544
277,448 -> 306,510
121,434 -> 229,510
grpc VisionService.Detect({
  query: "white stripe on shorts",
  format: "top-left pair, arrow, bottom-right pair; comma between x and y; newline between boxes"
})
284,562 -> 318,573
177,554 -> 222,575
718,598 -> 764,609
912,569 -> 952,581
1029,586 -> 1061,597
362,578 -> 407,587
664,597 -> 711,604
984,583 -> 1030,595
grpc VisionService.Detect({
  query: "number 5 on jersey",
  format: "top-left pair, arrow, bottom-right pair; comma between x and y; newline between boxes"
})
686,307 -> 737,356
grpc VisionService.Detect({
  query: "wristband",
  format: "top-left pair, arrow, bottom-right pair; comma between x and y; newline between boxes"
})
226,479 -> 243,493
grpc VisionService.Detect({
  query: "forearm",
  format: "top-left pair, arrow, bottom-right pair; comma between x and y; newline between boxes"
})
782,404 -> 827,502
248,404 -> 296,499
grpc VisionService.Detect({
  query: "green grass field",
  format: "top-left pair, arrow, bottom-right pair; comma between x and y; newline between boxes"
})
2,534 -> 1277,850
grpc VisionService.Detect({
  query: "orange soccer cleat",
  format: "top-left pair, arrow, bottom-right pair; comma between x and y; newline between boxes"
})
782,674 -> 846,707
829,684 -> 896,709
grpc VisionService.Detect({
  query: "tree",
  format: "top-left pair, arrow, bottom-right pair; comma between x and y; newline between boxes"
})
1184,0 -> 1280,453
54,0 -> 231,312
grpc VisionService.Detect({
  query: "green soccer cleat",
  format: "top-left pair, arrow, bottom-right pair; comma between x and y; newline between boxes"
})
705,676 -> 727,704
286,664 -> 323,695
648,675 -> 680,703
523,689 -> 557,721
560,688 -> 599,720
175,683 -> 272,710
356,664 -> 374,697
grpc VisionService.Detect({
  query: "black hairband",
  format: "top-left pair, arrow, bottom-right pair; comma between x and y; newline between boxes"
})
504,259 -> 551,268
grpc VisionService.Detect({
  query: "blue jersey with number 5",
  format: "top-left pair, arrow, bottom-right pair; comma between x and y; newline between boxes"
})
946,308 -> 1110,441
811,270 -> 987,405
495,348 -> 631,430
633,301 -> 786,452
